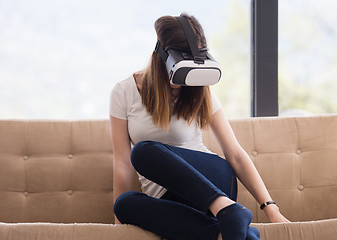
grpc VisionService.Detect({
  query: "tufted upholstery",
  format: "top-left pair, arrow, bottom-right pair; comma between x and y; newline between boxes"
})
203,115 -> 337,224
1,115 -> 337,240
0,120 -> 115,223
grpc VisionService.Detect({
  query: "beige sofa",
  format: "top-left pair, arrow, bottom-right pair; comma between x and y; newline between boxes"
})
1,115 -> 337,240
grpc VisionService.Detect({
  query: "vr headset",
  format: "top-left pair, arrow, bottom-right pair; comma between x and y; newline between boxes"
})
154,15 -> 221,86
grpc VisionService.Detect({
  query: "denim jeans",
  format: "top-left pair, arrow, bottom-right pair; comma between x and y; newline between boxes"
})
114,140 -> 238,240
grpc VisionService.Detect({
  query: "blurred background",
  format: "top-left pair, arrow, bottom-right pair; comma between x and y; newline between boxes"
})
0,0 -> 336,119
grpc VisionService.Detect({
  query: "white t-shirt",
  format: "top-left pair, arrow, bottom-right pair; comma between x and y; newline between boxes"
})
110,75 -> 222,198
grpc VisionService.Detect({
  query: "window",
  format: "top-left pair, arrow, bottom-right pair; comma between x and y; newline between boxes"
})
279,0 -> 337,116
0,0 -> 250,119
211,0 -> 250,119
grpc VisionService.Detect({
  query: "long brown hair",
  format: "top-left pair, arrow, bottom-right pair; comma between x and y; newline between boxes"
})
141,13 -> 212,130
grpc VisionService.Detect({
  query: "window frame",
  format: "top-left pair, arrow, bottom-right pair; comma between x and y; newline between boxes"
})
251,0 -> 279,117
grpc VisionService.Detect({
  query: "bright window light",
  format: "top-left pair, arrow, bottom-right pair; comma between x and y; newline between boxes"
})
0,0 -> 250,119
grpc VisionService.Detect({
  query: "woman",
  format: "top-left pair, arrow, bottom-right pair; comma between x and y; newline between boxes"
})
110,13 -> 289,240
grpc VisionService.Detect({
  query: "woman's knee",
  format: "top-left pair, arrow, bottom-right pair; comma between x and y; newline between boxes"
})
131,140 -> 161,169
114,191 -> 141,223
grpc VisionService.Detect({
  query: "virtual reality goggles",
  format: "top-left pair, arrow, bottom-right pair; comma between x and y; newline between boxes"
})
154,15 -> 222,86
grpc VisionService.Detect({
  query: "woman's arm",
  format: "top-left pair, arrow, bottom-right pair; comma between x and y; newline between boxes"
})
110,116 -> 138,224
210,109 -> 289,223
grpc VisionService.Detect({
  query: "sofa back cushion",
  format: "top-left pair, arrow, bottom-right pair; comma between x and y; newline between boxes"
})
0,120 -> 115,223
203,115 -> 337,222
0,115 -> 336,223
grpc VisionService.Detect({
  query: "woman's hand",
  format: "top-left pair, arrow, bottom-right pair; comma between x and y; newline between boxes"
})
263,204 -> 290,223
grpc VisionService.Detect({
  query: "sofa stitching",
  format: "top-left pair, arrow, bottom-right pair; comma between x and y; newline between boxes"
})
294,117 -> 303,221
69,122 -> 74,196
23,121 -> 29,221
229,184 -> 337,192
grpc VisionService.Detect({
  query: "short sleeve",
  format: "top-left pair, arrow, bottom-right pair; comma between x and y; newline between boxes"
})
211,90 -> 222,114
109,82 -> 128,120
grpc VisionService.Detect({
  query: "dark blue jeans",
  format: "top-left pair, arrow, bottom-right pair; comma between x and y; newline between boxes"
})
114,141 -> 238,240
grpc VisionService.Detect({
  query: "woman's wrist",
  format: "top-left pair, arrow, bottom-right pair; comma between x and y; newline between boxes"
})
260,200 -> 277,210
263,202 -> 279,212
262,203 -> 284,222
260,200 -> 279,215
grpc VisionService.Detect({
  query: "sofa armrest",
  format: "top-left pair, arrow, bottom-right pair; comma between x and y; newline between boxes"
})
252,218 -> 337,240
0,223 -> 160,240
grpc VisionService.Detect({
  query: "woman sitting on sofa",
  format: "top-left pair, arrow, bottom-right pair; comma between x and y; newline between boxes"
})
110,13 -> 289,240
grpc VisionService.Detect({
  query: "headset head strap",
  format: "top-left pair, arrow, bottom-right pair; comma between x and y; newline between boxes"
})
176,15 -> 205,64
